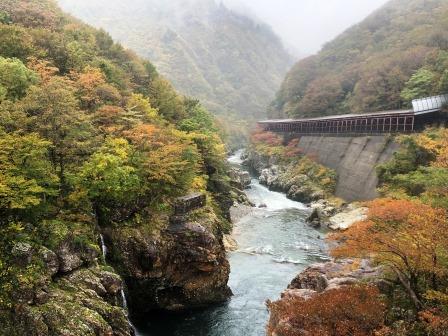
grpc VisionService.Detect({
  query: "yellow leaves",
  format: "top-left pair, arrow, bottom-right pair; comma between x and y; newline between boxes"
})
126,93 -> 159,121
414,128 -> 448,168
415,133 -> 439,155
191,176 -> 208,191
144,143 -> 191,183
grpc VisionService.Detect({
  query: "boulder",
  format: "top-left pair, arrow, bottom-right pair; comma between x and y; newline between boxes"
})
229,168 -> 251,189
328,206 -> 368,230
288,270 -> 328,293
56,241 -> 84,273
38,247 -> 59,277
288,259 -> 381,293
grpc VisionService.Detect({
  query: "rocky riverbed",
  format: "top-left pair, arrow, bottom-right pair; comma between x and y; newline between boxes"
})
241,148 -> 379,335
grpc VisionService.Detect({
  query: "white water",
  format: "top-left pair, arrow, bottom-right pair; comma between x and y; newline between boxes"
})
246,178 -> 307,211
98,233 -> 135,333
100,234 -> 107,259
135,150 -> 329,335
227,149 -> 245,165
121,289 -> 129,312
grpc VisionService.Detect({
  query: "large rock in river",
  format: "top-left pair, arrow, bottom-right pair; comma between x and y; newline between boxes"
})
105,206 -> 231,317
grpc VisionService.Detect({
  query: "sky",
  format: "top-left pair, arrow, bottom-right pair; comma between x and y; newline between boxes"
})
221,0 -> 390,56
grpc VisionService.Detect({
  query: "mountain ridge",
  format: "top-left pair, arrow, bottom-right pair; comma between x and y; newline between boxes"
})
58,0 -> 294,121
270,0 -> 448,119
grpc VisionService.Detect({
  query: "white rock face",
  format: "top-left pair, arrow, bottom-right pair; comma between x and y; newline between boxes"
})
328,206 -> 368,230
223,234 -> 238,252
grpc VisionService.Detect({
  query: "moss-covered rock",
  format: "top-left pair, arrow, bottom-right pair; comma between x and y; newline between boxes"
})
105,205 -> 231,318
1,267 -> 133,336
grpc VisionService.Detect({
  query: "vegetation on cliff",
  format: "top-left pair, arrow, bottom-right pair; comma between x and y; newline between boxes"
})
0,0 -> 233,333
270,0 -> 448,119
247,129 -> 337,201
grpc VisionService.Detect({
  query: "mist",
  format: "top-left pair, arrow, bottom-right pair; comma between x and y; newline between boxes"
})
221,0 -> 390,56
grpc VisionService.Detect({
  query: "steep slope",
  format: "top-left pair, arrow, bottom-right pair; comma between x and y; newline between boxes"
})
0,0 -> 235,334
58,0 -> 293,121
270,0 -> 448,119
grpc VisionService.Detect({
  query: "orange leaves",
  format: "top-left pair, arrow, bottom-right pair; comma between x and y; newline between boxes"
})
331,199 -> 448,261
331,198 -> 448,308
124,124 -> 158,147
267,285 -> 386,336
71,66 -> 121,110
418,309 -> 448,335
73,66 -> 105,91
27,57 -> 59,82
251,130 -> 283,147
284,139 -> 302,158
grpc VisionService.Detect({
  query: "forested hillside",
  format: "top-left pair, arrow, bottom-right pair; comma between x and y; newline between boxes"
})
58,0 -> 293,122
270,0 -> 448,119
0,0 -> 233,333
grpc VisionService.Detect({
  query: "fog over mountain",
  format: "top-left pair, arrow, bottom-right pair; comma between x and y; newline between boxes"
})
221,0 -> 389,56
58,0 -> 294,122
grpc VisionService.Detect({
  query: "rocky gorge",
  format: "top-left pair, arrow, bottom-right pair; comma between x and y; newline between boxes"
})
104,204 -> 232,318
241,147 -> 382,335
243,148 -> 367,231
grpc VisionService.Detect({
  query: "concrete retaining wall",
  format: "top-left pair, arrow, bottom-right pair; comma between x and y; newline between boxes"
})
296,135 -> 400,202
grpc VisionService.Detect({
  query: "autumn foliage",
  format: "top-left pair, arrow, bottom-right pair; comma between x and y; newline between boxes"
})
267,285 -> 386,336
251,129 -> 283,147
0,0 -> 232,311
332,199 -> 448,309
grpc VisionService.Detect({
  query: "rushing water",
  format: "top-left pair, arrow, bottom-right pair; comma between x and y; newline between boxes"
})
134,151 -> 329,336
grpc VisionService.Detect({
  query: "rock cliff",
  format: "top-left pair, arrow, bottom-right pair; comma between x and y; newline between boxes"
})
243,150 -> 331,204
0,226 -> 133,336
104,205 -> 232,318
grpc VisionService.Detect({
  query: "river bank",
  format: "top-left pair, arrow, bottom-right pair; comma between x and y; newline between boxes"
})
238,147 -> 383,335
242,147 -> 367,231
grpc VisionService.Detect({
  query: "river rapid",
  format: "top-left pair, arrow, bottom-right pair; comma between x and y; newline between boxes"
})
135,150 -> 329,336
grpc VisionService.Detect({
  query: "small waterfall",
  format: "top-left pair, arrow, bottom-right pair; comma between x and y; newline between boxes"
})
99,234 -> 107,259
98,232 -> 136,333
121,288 -> 137,333
121,289 -> 128,312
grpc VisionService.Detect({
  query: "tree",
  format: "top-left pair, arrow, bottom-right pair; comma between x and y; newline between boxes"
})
331,199 -> 448,310
401,68 -> 437,102
74,138 -> 140,225
125,124 -> 200,202
0,131 -> 57,223
148,77 -> 186,122
126,93 -> 158,122
0,57 -> 37,101
0,24 -> 33,60
267,285 -> 386,336
21,76 -> 93,191
71,66 -> 122,111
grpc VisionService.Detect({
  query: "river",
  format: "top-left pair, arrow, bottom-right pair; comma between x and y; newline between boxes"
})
134,150 -> 329,336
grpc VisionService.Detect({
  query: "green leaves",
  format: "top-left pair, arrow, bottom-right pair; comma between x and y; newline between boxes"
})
76,138 -> 140,204
401,68 -> 437,102
0,131 -> 57,215
0,57 -> 37,101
